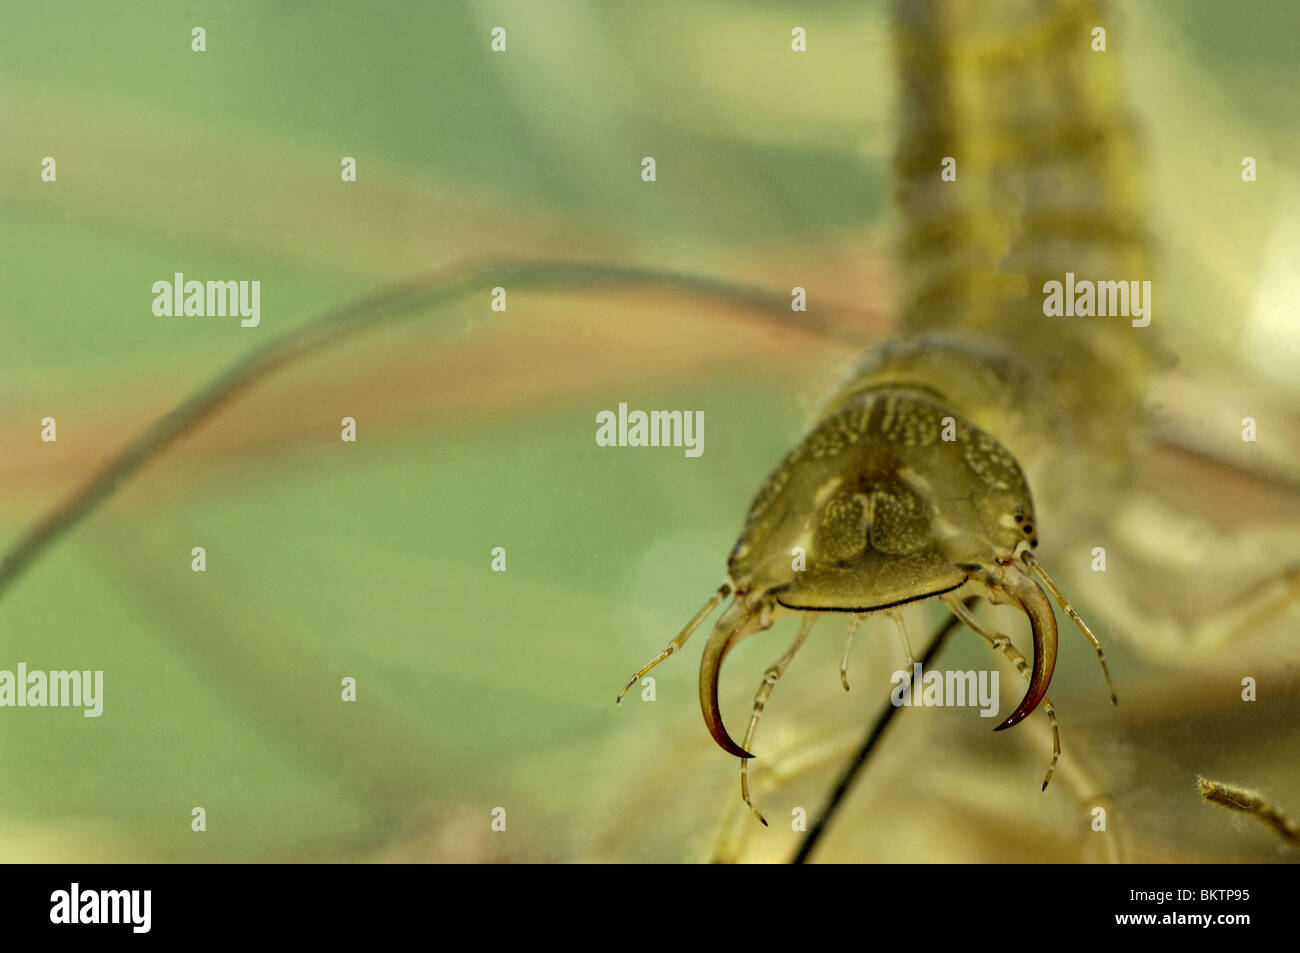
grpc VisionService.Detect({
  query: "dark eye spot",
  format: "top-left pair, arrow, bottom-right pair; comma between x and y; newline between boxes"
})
1023,524 -> 1033,534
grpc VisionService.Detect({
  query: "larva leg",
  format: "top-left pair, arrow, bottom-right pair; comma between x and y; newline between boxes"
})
1068,497 -> 1300,664
886,610 -> 915,672
740,613 -> 817,825
616,584 -> 730,704
839,616 -> 862,691
945,596 -> 1061,791
1131,561 -> 1299,659
1024,554 -> 1117,704
1162,563 -> 1296,657
712,723 -> 863,863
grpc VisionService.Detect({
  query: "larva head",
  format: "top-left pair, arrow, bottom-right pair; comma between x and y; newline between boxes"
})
698,389 -> 1057,756
728,390 -> 1037,600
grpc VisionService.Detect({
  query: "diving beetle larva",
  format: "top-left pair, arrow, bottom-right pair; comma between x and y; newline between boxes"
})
617,334 -> 1116,823
618,0 -> 1154,825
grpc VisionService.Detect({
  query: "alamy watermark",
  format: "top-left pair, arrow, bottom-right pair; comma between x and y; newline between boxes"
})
50,883 -> 150,933
0,663 -> 103,717
152,272 -> 260,327
1042,272 -> 1151,327
890,662 -> 999,718
595,402 -> 703,457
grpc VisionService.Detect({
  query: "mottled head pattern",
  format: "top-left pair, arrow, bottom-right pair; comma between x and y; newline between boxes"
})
696,385 -> 1058,758
731,388 -> 1037,604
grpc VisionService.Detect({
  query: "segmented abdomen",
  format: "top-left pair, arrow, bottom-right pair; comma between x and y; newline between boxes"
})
848,0 -> 1158,531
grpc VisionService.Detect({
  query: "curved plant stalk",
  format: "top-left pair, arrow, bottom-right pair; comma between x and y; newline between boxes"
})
0,259 -> 865,603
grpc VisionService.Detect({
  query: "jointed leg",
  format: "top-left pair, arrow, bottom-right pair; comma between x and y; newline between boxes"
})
945,596 -> 1061,791
840,616 -> 863,691
1073,490 -> 1300,665
712,722 -> 863,863
1024,553 -> 1117,704
740,613 -> 817,825
887,610 -> 915,672
617,584 -> 731,704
